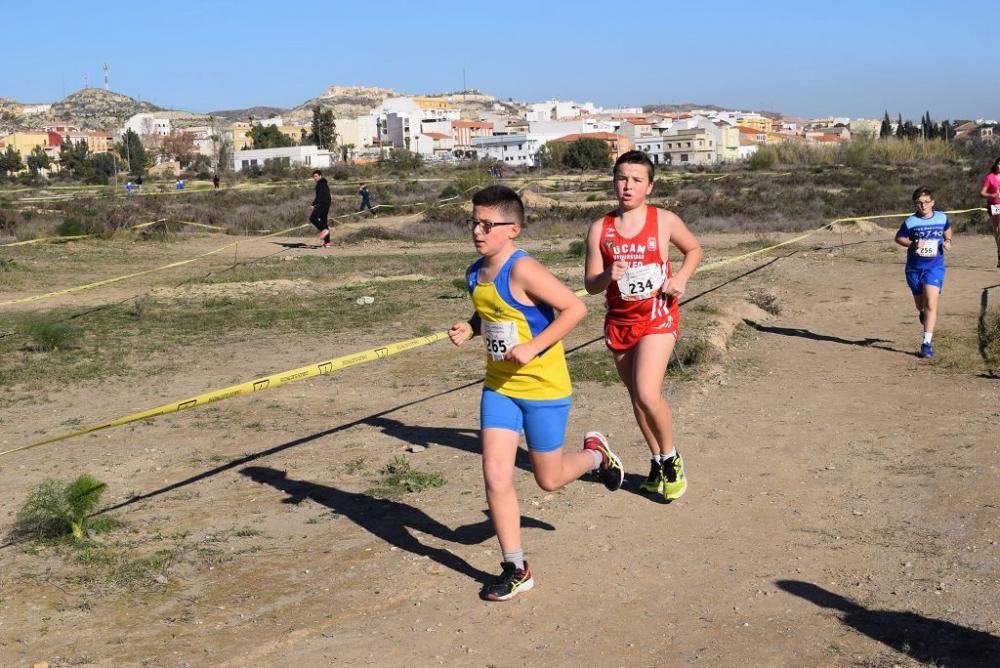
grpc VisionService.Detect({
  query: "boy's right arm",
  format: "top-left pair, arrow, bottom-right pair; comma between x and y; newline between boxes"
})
584,218 -> 625,294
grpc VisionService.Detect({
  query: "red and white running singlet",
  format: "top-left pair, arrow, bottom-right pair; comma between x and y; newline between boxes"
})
599,206 -> 680,350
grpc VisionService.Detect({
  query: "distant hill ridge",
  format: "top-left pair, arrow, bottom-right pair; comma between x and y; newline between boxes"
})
2,86 -> 764,133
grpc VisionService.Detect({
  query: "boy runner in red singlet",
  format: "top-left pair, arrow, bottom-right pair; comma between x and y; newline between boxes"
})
584,150 -> 703,500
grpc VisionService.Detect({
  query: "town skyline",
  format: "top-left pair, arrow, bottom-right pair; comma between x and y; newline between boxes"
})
2,0 -> 995,121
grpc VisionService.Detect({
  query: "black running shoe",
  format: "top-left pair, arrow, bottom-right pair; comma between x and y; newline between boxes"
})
583,431 -> 624,491
640,458 -> 665,494
482,561 -> 534,601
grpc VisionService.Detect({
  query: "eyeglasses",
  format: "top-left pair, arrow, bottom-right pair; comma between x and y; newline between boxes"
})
466,218 -> 516,233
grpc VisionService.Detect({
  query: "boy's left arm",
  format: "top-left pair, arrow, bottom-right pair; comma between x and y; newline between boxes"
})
662,211 -> 703,300
508,258 -> 587,366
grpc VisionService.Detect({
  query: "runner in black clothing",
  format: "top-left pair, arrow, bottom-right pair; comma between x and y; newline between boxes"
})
358,183 -> 376,216
310,169 -> 332,247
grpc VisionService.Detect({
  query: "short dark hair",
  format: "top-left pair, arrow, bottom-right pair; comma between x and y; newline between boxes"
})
472,185 -> 524,224
991,157 -> 1000,174
613,150 -> 655,182
912,186 -> 934,202
312,169 -> 322,176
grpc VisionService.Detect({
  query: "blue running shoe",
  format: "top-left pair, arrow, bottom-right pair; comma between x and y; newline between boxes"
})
920,342 -> 934,359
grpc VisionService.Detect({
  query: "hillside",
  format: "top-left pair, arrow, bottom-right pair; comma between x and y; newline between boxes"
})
46,88 -> 163,130
288,85 -> 399,122
206,106 -> 290,122
643,102 -> 782,119
289,86 -> 528,122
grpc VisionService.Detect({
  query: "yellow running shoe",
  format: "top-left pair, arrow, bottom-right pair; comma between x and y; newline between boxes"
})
662,452 -> 687,501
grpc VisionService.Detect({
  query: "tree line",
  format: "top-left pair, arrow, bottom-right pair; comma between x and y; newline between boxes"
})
879,111 -> 955,141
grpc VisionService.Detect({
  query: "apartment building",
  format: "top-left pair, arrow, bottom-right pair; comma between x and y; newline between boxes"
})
549,132 -> 633,163
662,127 -> 717,166
452,120 -> 493,153
230,145 -> 333,172
471,134 -> 541,166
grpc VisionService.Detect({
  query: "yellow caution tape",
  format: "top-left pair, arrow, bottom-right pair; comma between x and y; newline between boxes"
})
0,222 -> 310,306
0,332 -> 448,458
1,234 -> 93,247
172,220 -> 226,231
0,218 -> 221,247
0,184 -> 478,303
2,204 -> 987,453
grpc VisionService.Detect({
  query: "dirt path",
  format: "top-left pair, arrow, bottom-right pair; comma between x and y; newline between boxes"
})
1,234 -> 998,667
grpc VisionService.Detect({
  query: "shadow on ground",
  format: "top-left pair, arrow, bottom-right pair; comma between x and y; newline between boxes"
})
777,580 -> 1000,668
745,319 -> 915,356
241,466 -> 555,584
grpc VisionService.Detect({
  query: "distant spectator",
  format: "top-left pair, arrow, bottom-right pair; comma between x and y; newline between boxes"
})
135,175 -> 143,193
358,183 -> 376,217
126,181 -> 133,195
980,157 -> 1000,268
310,169 -> 332,247
213,174 -> 221,189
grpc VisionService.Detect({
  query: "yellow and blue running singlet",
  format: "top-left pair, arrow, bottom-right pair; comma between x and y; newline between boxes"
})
468,249 -> 572,401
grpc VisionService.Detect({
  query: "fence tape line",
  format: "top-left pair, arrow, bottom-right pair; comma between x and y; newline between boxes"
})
0,183 -> 478,303
0,218 -> 224,248
0,332 -> 448,458
1,234 -> 93,247
0,221 -> 311,306
2,206 -> 990,453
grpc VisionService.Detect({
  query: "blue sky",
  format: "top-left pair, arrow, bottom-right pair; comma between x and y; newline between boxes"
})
2,0 -> 995,120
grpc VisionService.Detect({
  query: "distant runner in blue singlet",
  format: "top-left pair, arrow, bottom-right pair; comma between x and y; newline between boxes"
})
894,186 -> 953,359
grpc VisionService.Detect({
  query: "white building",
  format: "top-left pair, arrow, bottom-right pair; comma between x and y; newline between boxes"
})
472,134 -> 541,166
634,136 -> 667,164
527,119 -> 602,144
525,100 -> 601,121
184,126 -> 216,157
122,112 -> 171,138
336,115 -> 379,149
21,103 -> 52,115
231,145 -> 333,172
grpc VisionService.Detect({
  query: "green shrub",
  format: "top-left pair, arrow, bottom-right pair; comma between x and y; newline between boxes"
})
983,309 -> 1000,367
10,474 -> 109,541
668,337 -> 715,375
749,146 -> 777,171
57,217 -> 83,236
568,239 -> 586,257
24,318 -> 80,351
366,457 -> 445,499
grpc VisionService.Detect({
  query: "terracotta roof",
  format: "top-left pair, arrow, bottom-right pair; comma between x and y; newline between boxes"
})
452,120 -> 493,129
423,132 -> 450,139
551,132 -> 625,143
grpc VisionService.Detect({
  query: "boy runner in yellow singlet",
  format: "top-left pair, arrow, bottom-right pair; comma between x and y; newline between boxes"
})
449,185 -> 623,601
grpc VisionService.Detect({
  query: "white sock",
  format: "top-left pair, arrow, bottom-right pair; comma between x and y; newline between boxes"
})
923,332 -> 933,345
660,448 -> 677,461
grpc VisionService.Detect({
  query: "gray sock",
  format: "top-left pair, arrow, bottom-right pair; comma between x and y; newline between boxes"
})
503,550 -> 525,570
588,448 -> 603,470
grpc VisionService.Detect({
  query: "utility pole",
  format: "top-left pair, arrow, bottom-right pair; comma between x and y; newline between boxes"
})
104,63 -> 109,91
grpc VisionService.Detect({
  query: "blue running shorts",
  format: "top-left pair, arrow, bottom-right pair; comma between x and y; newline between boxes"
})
905,265 -> 945,295
480,387 -> 571,453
